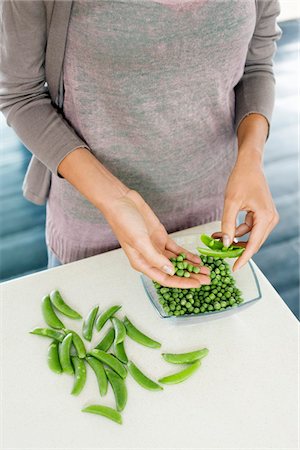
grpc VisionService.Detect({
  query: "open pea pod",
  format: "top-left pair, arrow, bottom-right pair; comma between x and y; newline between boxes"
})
197,246 -> 244,259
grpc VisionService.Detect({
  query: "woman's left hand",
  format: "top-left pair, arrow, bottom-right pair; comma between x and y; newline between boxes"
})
212,147 -> 279,271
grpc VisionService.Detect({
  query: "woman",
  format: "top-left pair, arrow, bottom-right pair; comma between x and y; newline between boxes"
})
0,0 -> 281,288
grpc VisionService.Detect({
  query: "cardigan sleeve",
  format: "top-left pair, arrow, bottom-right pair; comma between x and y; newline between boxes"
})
234,0 -> 283,141
0,0 -> 91,177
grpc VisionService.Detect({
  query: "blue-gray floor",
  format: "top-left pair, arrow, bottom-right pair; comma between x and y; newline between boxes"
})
0,20 -> 299,319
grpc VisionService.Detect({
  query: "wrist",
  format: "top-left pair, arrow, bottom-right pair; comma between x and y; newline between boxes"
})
237,144 -> 263,166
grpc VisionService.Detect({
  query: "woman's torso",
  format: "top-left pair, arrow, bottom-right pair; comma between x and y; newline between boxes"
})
46,0 -> 256,263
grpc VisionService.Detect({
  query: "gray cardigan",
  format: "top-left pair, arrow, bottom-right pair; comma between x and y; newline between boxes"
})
0,0 -> 282,206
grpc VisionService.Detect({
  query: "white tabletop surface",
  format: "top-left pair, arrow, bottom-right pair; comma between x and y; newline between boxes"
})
1,221 -> 299,450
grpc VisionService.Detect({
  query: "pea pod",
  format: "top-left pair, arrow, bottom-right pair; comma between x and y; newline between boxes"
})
200,234 -> 223,250
29,327 -> 65,342
114,341 -> 128,364
82,404 -> 122,425
47,341 -> 62,374
64,329 -> 86,358
59,333 -> 74,375
95,305 -> 121,332
158,360 -> 201,384
71,356 -> 87,395
127,361 -> 163,391
41,295 -> 65,329
82,306 -> 99,341
123,317 -> 161,349
89,349 -> 127,379
162,348 -> 209,364
111,317 -> 126,344
94,327 -> 115,351
105,367 -> 127,412
86,356 -> 108,397
196,246 -> 244,259
50,290 -> 82,319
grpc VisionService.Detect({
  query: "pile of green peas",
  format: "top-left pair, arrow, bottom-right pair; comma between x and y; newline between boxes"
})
153,255 -> 244,316
169,253 -> 201,278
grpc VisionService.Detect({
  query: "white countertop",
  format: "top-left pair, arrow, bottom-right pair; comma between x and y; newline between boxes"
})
1,221 -> 298,450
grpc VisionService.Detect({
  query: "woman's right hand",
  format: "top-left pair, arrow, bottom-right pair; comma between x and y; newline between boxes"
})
104,189 -> 211,288
57,147 -> 210,287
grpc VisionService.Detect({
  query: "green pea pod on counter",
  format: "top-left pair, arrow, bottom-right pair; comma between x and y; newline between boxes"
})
47,341 -> 62,374
196,246 -> 244,259
111,317 -> 126,344
158,360 -> 201,385
123,317 -> 161,349
29,327 -> 65,342
105,367 -> 127,412
50,290 -> 82,319
95,305 -> 122,332
82,305 -> 99,341
127,361 -> 163,391
114,341 -> 128,364
59,333 -> 74,375
41,295 -> 65,329
82,404 -> 122,425
86,356 -> 108,397
162,348 -> 209,364
71,356 -> 87,396
64,329 -> 86,358
89,349 -> 127,379
94,327 -> 115,352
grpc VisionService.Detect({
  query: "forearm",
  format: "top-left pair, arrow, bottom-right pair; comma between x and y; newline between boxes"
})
57,147 -> 130,214
236,113 -> 269,164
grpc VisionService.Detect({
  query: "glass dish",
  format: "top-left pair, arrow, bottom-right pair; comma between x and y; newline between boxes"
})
140,233 -> 262,323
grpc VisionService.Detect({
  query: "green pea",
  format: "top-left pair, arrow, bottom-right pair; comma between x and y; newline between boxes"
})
29,327 -> 65,342
183,271 -> 191,278
63,329 -> 86,358
176,269 -> 184,277
90,350 -> 127,379
82,405 -> 122,425
114,341 -> 128,364
105,367 -> 127,412
193,266 -> 200,273
82,305 -> 99,341
95,305 -> 122,332
71,356 -> 86,396
176,255 -> 184,262
176,262 -> 184,270
94,327 -> 115,352
111,317 -> 126,344
47,341 -> 62,374
183,261 -> 188,269
86,356 -> 108,397
59,333 -> 74,375
214,302 -> 221,310
162,348 -> 208,364
41,295 -> 65,329
158,360 -> 201,384
124,316 -> 161,349
127,361 -> 163,391
187,264 -> 194,272
50,290 -> 82,320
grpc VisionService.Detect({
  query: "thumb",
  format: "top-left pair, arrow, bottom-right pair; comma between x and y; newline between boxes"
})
221,200 -> 239,248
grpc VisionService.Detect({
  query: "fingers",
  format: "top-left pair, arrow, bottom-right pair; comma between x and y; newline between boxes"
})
232,213 -> 271,272
124,244 -> 210,288
166,238 -> 201,265
134,234 -> 176,276
221,200 -> 240,247
212,211 -> 254,242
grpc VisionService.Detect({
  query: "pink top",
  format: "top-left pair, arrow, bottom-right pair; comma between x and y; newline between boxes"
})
46,0 -> 256,264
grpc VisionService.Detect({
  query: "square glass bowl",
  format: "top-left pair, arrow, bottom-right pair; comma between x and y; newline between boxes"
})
140,233 -> 262,322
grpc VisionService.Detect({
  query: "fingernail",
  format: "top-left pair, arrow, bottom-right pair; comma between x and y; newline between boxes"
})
223,234 -> 231,248
233,237 -> 238,243
162,265 -> 175,276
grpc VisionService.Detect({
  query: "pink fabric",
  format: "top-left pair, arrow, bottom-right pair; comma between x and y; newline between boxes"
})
46,0 -> 256,264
